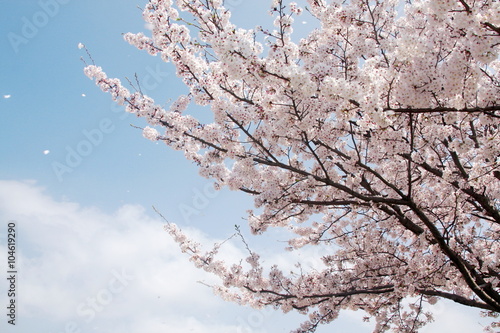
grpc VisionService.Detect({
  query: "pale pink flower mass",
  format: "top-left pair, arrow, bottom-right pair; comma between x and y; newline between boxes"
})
85,0 -> 500,331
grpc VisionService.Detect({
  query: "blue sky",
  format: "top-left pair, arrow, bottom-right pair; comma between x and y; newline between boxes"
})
0,1 -> 494,332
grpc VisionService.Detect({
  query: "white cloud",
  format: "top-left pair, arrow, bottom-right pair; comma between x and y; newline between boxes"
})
0,180 -> 493,333
3,94 -> 11,99
0,180 -> 251,333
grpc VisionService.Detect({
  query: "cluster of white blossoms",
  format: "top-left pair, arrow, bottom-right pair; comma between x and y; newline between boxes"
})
142,126 -> 160,141
85,0 -> 500,331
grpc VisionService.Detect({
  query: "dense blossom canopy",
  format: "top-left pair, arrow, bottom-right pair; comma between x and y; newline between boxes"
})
85,0 -> 500,331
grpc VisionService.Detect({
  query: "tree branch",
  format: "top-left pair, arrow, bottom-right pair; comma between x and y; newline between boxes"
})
417,289 -> 496,311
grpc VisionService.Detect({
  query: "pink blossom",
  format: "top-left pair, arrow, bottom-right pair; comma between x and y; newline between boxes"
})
86,0 -> 500,331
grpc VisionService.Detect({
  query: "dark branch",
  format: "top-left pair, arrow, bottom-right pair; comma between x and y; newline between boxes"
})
385,106 -> 500,115
417,289 -> 496,311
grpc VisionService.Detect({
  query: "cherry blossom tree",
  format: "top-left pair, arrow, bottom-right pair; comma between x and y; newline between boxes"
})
83,0 -> 500,331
